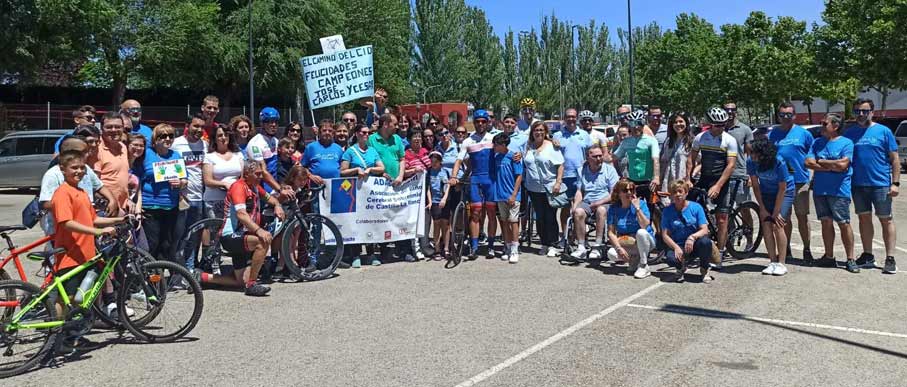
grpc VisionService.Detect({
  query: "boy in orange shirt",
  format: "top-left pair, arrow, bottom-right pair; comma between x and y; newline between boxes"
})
51,151 -> 127,313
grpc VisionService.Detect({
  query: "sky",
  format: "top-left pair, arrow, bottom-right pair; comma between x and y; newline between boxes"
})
465,0 -> 827,39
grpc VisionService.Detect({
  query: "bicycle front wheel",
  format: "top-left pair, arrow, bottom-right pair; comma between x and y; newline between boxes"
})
0,280 -> 58,378
118,260 -> 204,343
727,202 -> 763,259
280,214 -> 344,281
447,203 -> 466,268
175,218 -> 224,274
93,246 -> 157,330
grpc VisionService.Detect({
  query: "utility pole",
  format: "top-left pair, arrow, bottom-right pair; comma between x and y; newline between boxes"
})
627,0 -> 635,106
248,0 -> 255,126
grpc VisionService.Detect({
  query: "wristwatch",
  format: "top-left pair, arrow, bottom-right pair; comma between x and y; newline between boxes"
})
893,182 -> 901,187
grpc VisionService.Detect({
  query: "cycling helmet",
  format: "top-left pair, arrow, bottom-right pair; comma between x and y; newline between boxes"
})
473,109 -> 490,120
259,107 -> 280,122
706,107 -> 729,124
519,98 -> 536,109
578,110 -> 595,120
626,110 -> 647,127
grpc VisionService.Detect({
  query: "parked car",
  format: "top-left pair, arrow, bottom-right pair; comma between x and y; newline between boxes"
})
894,120 -> 907,172
802,124 -> 822,138
0,130 -> 70,189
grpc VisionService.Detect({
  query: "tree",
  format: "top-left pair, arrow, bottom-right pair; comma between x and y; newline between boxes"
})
501,30 -> 519,112
411,0 -> 470,103
816,0 -> 907,111
461,6 -> 504,110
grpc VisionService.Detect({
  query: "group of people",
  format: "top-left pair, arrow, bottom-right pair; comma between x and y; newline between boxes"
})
37,92 -> 900,306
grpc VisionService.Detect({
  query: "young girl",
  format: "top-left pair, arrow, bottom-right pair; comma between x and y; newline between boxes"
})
747,138 -> 795,276
428,152 -> 450,260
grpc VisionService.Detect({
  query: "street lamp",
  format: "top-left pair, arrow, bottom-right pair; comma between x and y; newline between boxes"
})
248,0 -> 255,126
627,0 -> 635,106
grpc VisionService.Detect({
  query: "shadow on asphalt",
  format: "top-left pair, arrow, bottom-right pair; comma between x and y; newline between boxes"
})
654,304 -> 907,360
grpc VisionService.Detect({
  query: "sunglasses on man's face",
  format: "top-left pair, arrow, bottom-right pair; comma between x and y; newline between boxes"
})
852,109 -> 872,116
81,115 -> 95,121
778,112 -> 795,119
647,114 -> 662,120
724,108 -> 737,114
126,107 -> 142,115
343,118 -> 356,122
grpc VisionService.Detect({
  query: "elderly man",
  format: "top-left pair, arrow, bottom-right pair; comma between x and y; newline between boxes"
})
570,144 -> 620,259
121,99 -> 154,146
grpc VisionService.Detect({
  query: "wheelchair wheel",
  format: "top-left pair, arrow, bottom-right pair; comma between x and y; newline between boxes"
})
560,216 -> 583,262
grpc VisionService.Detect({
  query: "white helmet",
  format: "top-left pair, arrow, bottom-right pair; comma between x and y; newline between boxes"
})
578,110 -> 595,120
706,107 -> 729,124
626,110 -> 647,126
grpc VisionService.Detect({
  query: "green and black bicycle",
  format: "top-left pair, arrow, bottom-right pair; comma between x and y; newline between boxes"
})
0,219 -> 204,378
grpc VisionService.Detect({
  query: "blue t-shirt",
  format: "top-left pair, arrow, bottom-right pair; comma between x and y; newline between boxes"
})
428,168 -> 450,204
492,151 -> 523,202
746,157 -> 795,197
134,123 -> 154,147
302,141 -> 344,179
53,130 -> 74,154
807,136 -> 853,198
843,123 -> 897,187
661,201 -> 708,245
552,128 -> 591,178
137,148 -> 181,209
342,145 -> 380,170
578,163 -> 620,204
607,199 -> 655,238
768,125 -> 813,184
507,131 -> 529,154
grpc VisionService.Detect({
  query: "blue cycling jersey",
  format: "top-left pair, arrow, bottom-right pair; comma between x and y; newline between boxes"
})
457,131 -> 496,179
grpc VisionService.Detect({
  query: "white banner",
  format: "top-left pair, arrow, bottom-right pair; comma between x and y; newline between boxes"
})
318,173 -> 426,244
300,45 -> 375,109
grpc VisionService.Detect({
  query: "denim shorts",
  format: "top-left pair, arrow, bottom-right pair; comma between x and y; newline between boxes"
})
761,192 -> 794,221
814,195 -> 851,223
852,186 -> 893,218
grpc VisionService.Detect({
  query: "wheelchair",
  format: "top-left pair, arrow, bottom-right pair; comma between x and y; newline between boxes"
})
560,207 -> 610,263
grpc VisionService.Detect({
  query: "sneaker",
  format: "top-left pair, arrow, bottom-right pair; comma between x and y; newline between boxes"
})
244,282 -> 271,297
538,245 -> 549,255
633,265 -> 650,279
883,256 -> 897,274
338,261 -> 351,269
815,256 -> 837,268
509,253 -> 519,264
546,246 -> 560,257
168,276 -> 189,291
415,250 -> 425,260
675,263 -> 686,282
486,249 -> 497,259
802,249 -> 815,266
403,254 -> 416,263
571,245 -> 588,259
468,248 -> 478,260
371,257 -> 382,266
845,259 -> 861,273
351,257 -> 362,268
856,252 -> 876,268
304,260 -> 318,273
588,249 -> 602,260
106,302 -> 136,318
500,252 -> 509,261
762,262 -> 776,275
700,266 -> 713,283
772,263 -> 788,276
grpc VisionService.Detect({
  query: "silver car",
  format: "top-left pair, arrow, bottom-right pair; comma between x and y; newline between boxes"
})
895,121 -> 907,172
0,130 -> 70,189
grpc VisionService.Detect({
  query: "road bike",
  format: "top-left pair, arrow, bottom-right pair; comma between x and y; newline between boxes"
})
177,184 -> 344,282
0,219 -> 204,378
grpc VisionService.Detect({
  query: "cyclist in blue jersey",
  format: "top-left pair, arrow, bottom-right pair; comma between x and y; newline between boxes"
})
245,107 -> 283,194
449,109 -> 498,258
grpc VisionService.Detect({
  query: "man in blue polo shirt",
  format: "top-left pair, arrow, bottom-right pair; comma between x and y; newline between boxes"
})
844,98 -> 900,273
769,102 -> 814,262
553,108 -> 592,247
303,120 -> 344,184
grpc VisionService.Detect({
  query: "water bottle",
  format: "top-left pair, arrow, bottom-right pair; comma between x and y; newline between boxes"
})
73,270 -> 99,303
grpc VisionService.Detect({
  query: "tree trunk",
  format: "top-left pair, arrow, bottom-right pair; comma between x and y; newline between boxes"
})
805,101 -> 813,124
111,72 -> 127,108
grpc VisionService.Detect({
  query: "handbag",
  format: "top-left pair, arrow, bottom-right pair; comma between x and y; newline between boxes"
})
21,195 -> 45,228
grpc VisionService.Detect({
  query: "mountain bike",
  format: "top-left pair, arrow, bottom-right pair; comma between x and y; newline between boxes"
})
0,218 -> 204,378
177,183 -> 344,282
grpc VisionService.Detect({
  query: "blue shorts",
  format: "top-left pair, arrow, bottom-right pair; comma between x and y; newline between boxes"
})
814,195 -> 851,223
761,192 -> 794,221
469,176 -> 495,204
562,177 -> 579,203
852,186 -> 892,218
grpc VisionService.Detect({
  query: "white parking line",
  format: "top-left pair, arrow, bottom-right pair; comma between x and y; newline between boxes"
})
626,303 -> 907,339
453,282 -> 665,387
809,219 -> 907,254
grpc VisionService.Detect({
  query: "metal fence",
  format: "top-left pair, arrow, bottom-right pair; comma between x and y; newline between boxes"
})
0,103 -> 334,133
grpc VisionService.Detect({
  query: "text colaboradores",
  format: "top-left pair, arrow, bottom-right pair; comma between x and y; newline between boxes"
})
301,45 -> 375,109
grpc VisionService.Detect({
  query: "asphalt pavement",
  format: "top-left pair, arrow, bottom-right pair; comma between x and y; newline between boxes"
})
0,185 -> 905,387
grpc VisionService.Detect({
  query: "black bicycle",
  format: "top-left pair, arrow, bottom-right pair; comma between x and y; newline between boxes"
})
176,184 -> 344,282
446,182 -> 471,268
685,186 -> 762,259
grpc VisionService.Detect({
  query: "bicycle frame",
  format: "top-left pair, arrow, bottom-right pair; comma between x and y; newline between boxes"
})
4,250 -> 125,331
0,234 -> 53,282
